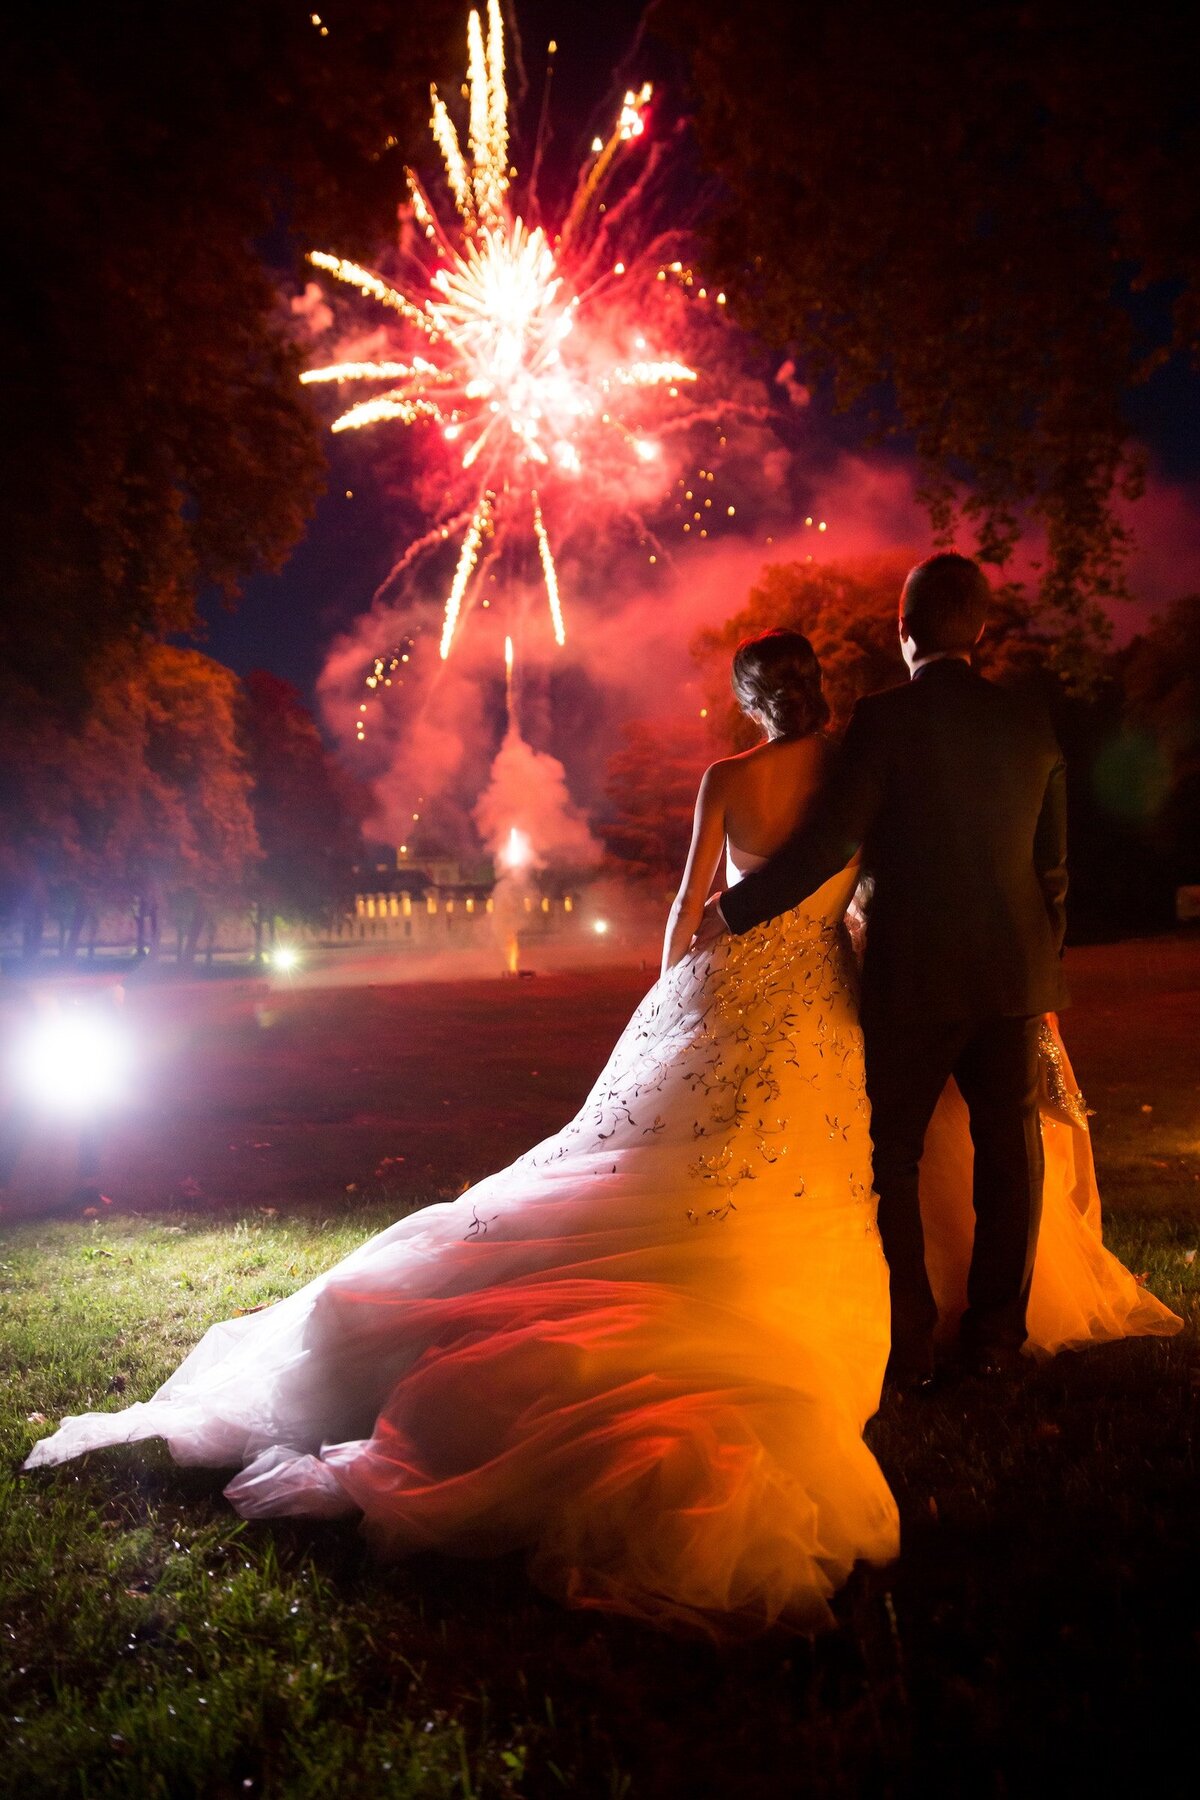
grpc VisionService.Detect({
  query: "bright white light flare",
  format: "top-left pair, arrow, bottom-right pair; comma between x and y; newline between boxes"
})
500,826 -> 533,870
15,1014 -> 129,1115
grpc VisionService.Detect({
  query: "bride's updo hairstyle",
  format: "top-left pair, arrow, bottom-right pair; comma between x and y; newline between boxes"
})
731,628 -> 830,739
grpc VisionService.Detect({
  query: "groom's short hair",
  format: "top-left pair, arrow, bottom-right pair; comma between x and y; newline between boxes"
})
901,552 -> 990,655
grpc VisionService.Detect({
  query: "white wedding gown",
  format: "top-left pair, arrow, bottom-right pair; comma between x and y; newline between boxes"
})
25,862 -> 1180,1634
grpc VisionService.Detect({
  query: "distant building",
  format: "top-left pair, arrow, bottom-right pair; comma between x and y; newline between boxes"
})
344,842 -> 578,950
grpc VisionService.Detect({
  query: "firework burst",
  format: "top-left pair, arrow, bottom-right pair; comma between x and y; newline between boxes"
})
302,0 -> 716,661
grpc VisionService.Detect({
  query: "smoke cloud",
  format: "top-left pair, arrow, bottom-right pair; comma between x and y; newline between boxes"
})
474,727 -> 603,870
315,426 -> 1196,870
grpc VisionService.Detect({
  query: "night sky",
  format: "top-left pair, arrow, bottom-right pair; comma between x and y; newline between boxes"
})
197,0 -> 1200,709
199,0 -> 663,703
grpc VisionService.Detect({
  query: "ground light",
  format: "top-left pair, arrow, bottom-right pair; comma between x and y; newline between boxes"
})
13,1011 -> 129,1115
592,919 -> 610,936
500,827 -> 533,871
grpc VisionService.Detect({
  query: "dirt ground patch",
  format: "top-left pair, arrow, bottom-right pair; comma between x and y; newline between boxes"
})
2,933 -> 1196,1219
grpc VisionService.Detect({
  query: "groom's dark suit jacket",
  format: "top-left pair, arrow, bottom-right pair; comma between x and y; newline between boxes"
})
720,659 -> 1068,1022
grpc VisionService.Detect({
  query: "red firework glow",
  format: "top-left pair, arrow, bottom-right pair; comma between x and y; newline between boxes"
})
301,0 -> 732,670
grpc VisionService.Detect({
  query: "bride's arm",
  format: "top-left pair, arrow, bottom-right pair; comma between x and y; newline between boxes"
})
662,765 -> 727,977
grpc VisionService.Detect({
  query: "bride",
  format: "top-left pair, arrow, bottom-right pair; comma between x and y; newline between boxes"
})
25,630 -> 1180,1635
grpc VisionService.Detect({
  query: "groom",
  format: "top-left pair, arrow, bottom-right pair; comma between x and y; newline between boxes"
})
708,552 -> 1068,1386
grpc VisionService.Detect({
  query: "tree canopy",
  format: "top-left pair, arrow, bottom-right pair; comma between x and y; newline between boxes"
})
0,645 -> 259,954
694,555 -> 910,744
242,671 -> 372,927
659,0 -> 1200,667
602,553 -> 1053,887
599,719 -> 715,886
0,649 -> 375,957
692,552 -> 1045,748
0,0 -> 459,716
1111,596 -> 1200,884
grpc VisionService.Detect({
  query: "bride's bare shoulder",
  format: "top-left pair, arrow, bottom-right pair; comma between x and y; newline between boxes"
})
702,744 -> 759,783
697,741 -> 774,802
712,734 -> 828,785
699,739 -> 829,834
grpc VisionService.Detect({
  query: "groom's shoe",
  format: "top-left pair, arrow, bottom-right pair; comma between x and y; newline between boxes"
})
883,1350 -> 936,1396
953,1342 -> 1024,1382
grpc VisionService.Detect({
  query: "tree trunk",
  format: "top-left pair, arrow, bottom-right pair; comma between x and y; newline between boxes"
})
179,901 -> 204,966
64,898 -> 88,961
136,894 -> 161,962
22,900 -> 44,962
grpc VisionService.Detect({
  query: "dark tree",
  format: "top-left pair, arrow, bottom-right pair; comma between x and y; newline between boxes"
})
1113,597 -> 1200,890
599,719 -> 715,885
242,671 -> 371,945
694,554 -> 909,743
658,0 -> 1200,677
602,552 -> 1048,885
692,552 -> 1042,747
0,0 -> 459,719
0,645 -> 260,960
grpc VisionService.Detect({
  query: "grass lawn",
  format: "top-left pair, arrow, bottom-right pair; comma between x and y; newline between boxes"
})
2,940 -> 1198,1797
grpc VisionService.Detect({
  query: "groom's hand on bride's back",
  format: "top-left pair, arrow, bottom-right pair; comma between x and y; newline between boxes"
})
691,893 -> 730,953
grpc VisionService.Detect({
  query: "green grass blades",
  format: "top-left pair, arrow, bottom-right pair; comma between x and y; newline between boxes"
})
2,1196 -> 1197,1798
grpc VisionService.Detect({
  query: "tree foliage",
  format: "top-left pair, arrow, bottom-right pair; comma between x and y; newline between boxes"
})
0,652 -> 378,956
0,645 -> 260,954
692,552 -> 1044,750
1111,597 -> 1200,882
602,553 -> 1045,883
659,0 -> 1200,667
0,0 -> 459,716
599,719 -> 715,885
242,671 -> 371,927
603,551 -> 1196,923
695,555 -> 909,744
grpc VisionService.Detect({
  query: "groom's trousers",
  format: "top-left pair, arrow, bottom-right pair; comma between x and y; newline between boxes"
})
863,1011 -> 1045,1365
